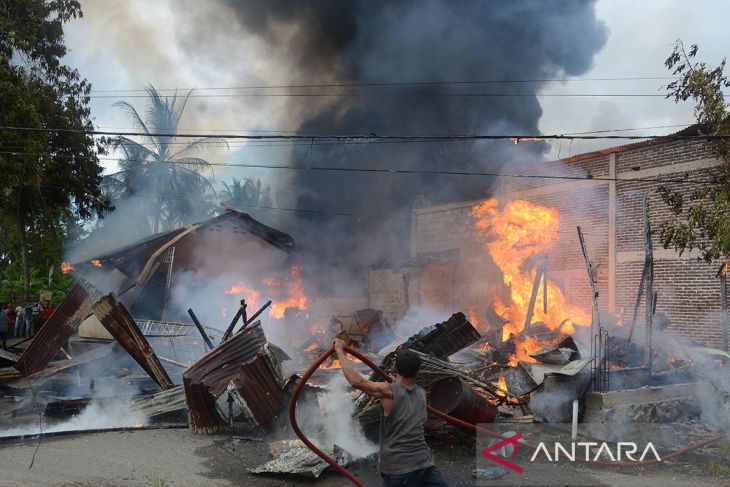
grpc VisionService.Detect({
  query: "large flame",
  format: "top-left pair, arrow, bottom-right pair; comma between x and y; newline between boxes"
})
472,199 -> 590,361
224,266 -> 308,320
263,266 -> 308,319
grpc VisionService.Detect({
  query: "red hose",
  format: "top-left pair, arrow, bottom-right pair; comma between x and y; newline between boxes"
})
288,346 -> 722,487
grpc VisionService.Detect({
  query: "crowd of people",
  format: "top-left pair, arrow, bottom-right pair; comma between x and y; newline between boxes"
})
0,300 -> 54,350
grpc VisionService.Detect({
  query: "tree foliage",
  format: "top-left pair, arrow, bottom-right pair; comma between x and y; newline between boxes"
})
658,41 -> 730,262
103,85 -> 227,234
218,177 -> 273,214
0,0 -> 110,299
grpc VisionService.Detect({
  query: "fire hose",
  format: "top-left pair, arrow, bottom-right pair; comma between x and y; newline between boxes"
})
288,346 -> 723,487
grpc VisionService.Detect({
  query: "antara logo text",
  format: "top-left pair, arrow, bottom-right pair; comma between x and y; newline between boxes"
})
530,441 -> 662,463
481,433 -> 662,473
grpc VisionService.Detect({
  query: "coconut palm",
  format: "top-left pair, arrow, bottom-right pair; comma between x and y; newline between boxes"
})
104,85 -> 227,234
218,177 -> 273,213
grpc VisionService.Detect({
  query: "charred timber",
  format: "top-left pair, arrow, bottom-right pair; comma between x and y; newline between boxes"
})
91,293 -> 174,390
222,299 -> 247,342
187,308 -> 215,350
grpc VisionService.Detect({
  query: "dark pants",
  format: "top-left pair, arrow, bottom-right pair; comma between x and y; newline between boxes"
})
382,466 -> 448,487
0,331 -> 7,349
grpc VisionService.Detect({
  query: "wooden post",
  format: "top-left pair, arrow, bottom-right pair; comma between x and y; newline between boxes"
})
626,264 -> 648,344
523,264 -> 544,334
542,255 -> 548,314
643,193 -> 654,371
577,226 -> 600,358
187,308 -> 215,351
721,271 -> 728,352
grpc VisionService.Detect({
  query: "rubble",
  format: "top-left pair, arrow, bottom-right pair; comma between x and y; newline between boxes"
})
91,293 -> 174,390
15,281 -> 101,376
182,322 -> 286,434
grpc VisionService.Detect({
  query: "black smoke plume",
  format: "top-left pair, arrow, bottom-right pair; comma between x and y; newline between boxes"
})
224,0 -> 608,292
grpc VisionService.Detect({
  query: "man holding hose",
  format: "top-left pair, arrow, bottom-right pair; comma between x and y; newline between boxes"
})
333,338 -> 448,487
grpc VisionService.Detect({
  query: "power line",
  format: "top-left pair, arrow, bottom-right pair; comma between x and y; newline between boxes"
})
0,149 -> 715,185
87,76 -> 678,93
33,92 -> 712,100
0,122 -> 696,151
0,125 -> 717,141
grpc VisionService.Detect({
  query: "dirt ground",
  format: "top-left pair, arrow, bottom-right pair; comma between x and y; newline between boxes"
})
0,428 -> 728,487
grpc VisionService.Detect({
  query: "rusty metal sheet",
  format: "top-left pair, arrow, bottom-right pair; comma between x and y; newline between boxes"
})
183,323 -> 267,434
402,312 -> 481,359
15,281 -> 99,376
232,352 -> 285,425
91,293 -> 174,390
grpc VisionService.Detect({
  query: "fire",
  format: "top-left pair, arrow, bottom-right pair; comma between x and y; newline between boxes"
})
320,358 -> 341,370
263,266 -> 308,319
90,259 -> 102,268
319,354 -> 362,370
224,266 -> 308,320
224,283 -> 262,309
303,342 -> 319,352
472,199 -> 590,361
494,372 -> 509,395
61,262 -> 75,274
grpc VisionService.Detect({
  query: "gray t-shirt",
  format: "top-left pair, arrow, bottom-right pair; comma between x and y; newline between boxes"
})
378,382 -> 434,475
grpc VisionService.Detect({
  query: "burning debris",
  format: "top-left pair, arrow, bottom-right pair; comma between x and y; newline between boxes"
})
1,206 -> 729,485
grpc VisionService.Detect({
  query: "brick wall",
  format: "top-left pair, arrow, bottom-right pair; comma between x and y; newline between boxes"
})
382,137 -> 727,347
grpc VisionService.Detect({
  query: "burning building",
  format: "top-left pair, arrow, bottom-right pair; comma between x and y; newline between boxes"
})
65,208 -> 306,335
369,129 -> 726,350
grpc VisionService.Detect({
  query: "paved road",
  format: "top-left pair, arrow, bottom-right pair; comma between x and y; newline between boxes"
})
0,428 -> 727,486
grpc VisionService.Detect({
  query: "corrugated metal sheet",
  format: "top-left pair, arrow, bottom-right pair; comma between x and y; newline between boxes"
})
403,312 -> 481,359
15,281 -> 99,376
183,323 -> 267,434
232,352 -> 285,425
91,293 -> 174,390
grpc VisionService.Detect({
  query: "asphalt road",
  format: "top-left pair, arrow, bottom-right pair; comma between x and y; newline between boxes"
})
0,428 -> 727,486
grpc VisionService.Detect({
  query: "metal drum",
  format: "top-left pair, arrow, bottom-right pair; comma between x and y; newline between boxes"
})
429,377 -> 497,423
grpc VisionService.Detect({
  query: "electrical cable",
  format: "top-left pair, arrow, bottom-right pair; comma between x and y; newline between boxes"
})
0,125 -> 724,141
290,346 -> 724,487
0,148 -> 715,185
82,75 -> 682,93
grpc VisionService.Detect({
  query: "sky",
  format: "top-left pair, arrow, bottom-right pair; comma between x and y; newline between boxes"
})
62,0 -> 728,176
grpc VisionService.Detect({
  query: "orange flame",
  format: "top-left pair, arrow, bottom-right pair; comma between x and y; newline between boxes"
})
472,199 -> 590,361
319,354 -> 362,370
224,266 -> 308,320
61,262 -> 75,274
90,259 -> 102,268
263,266 -> 308,319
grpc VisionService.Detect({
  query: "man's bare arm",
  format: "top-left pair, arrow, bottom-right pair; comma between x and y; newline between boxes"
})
333,339 -> 393,399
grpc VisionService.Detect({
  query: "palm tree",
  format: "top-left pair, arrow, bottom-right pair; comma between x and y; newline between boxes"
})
104,85 -> 227,234
218,178 -> 273,214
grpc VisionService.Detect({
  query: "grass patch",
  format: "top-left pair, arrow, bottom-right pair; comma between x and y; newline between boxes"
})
145,474 -> 166,487
708,460 -> 730,477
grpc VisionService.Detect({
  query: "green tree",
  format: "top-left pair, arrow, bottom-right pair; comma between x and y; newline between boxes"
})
104,85 -> 227,234
659,41 -> 730,262
218,177 -> 273,214
0,0 -> 110,299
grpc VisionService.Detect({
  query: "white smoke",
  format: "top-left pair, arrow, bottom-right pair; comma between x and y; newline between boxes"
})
0,393 -> 145,438
295,374 -> 377,459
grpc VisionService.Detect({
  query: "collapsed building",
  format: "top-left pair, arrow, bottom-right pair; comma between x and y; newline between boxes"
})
0,135 -> 729,482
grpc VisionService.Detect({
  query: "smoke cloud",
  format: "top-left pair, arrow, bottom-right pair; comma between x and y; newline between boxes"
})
215,0 -> 609,287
